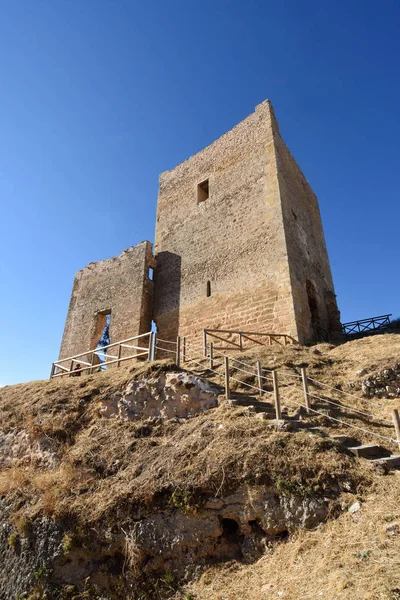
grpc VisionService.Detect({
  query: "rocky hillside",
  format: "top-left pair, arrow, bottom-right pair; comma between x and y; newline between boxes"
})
1,333 -> 400,599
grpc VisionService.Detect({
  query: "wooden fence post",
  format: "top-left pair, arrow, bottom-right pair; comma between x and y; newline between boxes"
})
301,367 -> 310,413
210,342 -> 214,370
182,336 -> 186,363
89,352 -> 95,374
256,361 -> 262,395
203,329 -> 207,357
117,344 -> 122,367
147,332 -> 154,361
272,370 -> 281,419
176,336 -> 181,368
239,333 -> 243,352
393,409 -> 400,451
50,363 -> 55,379
224,355 -> 230,400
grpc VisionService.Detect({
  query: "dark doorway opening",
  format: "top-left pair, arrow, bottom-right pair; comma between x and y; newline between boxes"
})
92,311 -> 111,370
306,280 -> 319,327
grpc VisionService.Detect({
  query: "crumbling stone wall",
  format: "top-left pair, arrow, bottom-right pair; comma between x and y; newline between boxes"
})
153,100 -> 340,345
59,242 -> 155,361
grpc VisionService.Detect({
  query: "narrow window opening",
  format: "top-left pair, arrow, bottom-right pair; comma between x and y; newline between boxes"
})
148,267 -> 154,280
206,280 -> 211,297
197,179 -> 209,203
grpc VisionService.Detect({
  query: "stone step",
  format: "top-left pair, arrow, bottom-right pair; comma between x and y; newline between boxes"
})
348,445 -> 391,459
307,427 -> 330,437
229,398 -> 259,405
331,435 -> 361,447
230,398 -> 275,411
251,405 -> 277,415
256,411 -> 279,420
371,455 -> 400,470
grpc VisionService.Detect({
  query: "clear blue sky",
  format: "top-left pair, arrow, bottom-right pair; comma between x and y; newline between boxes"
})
1,0 -> 399,385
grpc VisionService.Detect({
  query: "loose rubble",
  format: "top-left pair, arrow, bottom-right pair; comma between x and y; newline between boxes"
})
361,364 -> 400,399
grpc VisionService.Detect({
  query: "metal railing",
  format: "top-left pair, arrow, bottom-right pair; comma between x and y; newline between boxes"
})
50,332 -> 154,378
342,314 -> 392,338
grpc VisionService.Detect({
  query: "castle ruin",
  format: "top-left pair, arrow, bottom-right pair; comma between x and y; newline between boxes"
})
59,100 -> 341,361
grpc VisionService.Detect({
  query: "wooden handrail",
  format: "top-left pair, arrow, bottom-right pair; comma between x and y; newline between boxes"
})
51,331 -> 154,379
52,351 -> 149,378
55,332 -> 151,365
204,328 -> 297,349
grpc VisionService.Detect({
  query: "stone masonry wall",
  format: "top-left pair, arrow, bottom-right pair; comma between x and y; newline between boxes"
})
272,113 -> 341,343
59,241 -> 155,361
153,101 -> 299,344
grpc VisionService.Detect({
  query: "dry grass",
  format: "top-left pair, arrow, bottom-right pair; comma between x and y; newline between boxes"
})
0,398 -> 368,526
179,474 -> 400,600
2,333 -> 400,598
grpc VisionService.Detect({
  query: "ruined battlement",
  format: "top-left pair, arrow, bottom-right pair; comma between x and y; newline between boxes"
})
59,241 -> 155,361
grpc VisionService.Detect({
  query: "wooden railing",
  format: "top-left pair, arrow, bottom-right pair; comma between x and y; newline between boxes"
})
203,328 -> 298,354
50,331 -> 154,378
341,314 -> 392,338
182,343 -> 400,451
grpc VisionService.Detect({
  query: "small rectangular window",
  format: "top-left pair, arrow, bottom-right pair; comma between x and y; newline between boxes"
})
197,179 -> 209,203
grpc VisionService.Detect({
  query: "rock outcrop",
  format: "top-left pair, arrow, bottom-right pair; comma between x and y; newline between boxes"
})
99,372 -> 219,420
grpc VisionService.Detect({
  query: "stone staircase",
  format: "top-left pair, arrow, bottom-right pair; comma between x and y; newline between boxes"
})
228,394 -> 277,417
228,394 -> 400,471
186,356 -> 400,471
311,429 -> 400,471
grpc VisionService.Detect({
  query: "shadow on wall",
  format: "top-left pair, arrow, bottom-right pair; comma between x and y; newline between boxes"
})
153,252 -> 182,344
306,279 -> 320,342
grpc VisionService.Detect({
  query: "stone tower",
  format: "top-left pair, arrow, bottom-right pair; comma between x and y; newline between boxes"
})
58,99 -> 341,361
153,100 -> 341,345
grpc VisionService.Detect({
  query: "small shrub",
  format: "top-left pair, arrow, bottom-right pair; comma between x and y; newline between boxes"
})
7,532 -> 18,549
14,514 -> 32,537
169,489 -> 195,512
34,562 -> 48,581
62,533 -> 74,556
163,569 -> 175,585
355,550 -> 370,561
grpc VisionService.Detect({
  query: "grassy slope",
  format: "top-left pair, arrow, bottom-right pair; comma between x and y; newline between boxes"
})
181,473 -> 400,600
1,333 -> 400,599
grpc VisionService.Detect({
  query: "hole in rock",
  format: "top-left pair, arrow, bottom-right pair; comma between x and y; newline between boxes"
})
248,519 -> 265,535
217,518 -> 243,561
221,518 -> 240,538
